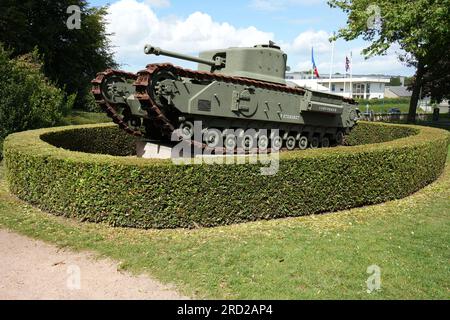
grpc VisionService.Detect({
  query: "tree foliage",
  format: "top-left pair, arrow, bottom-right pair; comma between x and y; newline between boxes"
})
0,0 -> 117,109
0,45 -> 74,158
389,77 -> 401,86
421,53 -> 450,103
328,0 -> 450,122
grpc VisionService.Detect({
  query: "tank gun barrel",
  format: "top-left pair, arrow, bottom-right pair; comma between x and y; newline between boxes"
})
144,44 -> 225,67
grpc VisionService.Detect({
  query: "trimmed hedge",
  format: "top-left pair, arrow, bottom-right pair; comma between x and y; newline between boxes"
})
3,122 -> 449,229
41,126 -> 136,156
345,122 -> 418,146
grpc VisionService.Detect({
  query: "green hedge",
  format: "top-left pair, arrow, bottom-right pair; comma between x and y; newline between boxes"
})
3,122 -> 449,229
41,126 -> 136,156
346,122 -> 418,146
356,97 -> 411,105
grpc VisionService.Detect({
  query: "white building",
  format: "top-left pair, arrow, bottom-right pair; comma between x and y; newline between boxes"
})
286,73 -> 390,100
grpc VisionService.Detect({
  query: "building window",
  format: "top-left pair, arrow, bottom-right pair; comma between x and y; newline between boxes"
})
352,83 -> 365,95
331,84 -> 336,92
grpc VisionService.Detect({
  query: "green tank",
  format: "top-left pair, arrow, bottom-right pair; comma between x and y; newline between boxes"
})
92,42 -> 359,151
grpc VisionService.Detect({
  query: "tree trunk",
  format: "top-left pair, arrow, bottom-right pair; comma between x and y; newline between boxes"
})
407,60 -> 425,124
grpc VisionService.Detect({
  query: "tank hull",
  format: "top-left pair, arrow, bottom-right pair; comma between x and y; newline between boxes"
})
92,43 -> 359,151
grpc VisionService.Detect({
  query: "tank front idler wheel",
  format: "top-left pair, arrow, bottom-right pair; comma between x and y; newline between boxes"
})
321,137 -> 330,148
310,136 -> 320,149
286,136 -> 296,150
298,136 -> 308,150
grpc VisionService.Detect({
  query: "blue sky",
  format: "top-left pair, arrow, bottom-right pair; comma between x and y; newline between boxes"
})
88,0 -> 415,76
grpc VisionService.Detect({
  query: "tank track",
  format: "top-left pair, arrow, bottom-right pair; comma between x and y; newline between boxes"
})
91,69 -> 142,137
92,64 -> 355,153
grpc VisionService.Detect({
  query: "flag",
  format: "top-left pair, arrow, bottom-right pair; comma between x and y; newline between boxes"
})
345,56 -> 350,73
311,47 -> 320,78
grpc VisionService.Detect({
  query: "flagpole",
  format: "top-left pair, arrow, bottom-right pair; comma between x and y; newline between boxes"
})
329,33 -> 335,92
344,56 -> 346,97
350,51 -> 353,99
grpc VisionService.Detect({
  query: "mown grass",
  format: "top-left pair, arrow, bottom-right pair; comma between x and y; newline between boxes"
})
59,110 -> 110,126
0,149 -> 449,299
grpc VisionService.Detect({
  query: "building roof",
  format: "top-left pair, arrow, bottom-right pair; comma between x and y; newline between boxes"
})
316,77 -> 390,84
286,72 -> 391,81
289,80 -> 330,91
386,86 -> 412,97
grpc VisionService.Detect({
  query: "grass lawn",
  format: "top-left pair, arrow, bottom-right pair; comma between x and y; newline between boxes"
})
60,110 -> 110,126
0,148 -> 449,299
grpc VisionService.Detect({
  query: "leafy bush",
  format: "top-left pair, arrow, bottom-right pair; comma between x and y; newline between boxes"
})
356,97 -> 411,106
41,126 -> 136,156
0,1 -> 117,110
346,122 -> 418,145
3,122 -> 449,229
58,110 -> 111,126
77,92 -> 103,113
0,45 -> 74,159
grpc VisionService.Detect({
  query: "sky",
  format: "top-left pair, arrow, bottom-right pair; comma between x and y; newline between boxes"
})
88,0 -> 415,76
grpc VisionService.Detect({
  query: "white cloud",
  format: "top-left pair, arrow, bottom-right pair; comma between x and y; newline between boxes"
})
107,0 -> 273,70
290,30 -> 332,54
106,0 -> 414,75
144,0 -> 170,8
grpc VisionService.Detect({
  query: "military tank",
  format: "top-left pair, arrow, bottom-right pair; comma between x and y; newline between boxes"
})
92,42 -> 359,152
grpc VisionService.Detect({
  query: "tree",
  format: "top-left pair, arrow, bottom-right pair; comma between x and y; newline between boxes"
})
0,45 -> 74,159
389,77 -> 401,86
0,0 -> 117,109
328,0 -> 450,122
404,77 -> 414,87
420,53 -> 450,103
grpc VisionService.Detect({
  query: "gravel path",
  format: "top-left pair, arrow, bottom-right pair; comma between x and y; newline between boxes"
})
0,229 -> 187,300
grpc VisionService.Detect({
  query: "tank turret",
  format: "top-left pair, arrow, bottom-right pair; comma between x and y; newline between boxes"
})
145,41 -> 288,85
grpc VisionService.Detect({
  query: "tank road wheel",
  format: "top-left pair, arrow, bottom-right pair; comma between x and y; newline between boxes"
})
179,121 -> 194,140
310,136 -> 320,149
240,134 -> 255,151
335,131 -> 344,145
286,136 -> 296,150
298,136 -> 309,150
225,134 -> 237,150
321,136 -> 330,148
204,129 -> 221,148
272,136 -> 283,151
258,134 -> 269,150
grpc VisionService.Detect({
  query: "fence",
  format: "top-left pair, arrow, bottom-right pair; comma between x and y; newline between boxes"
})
358,112 -> 430,123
